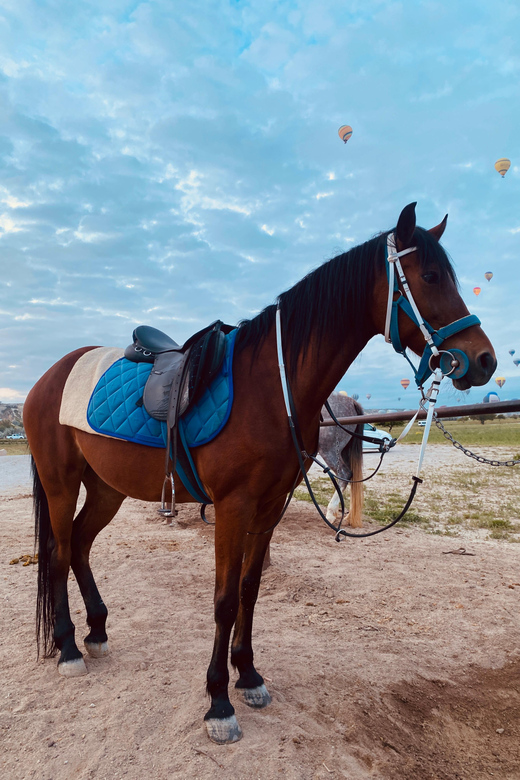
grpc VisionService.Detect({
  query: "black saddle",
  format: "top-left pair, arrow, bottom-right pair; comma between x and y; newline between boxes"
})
124,319 -> 234,517
124,325 -> 179,363
124,320 -> 233,422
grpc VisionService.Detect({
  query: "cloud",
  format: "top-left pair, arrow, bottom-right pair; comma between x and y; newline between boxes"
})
0,0 -> 518,406
0,213 -> 24,233
0,387 -> 26,402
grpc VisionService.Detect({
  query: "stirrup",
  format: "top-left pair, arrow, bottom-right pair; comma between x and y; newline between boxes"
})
158,473 -> 177,518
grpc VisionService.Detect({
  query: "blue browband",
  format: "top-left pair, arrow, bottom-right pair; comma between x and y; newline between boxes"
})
385,242 -> 481,387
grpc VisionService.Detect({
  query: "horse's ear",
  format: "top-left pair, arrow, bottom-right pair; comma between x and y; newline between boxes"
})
429,214 -> 448,242
395,202 -> 417,248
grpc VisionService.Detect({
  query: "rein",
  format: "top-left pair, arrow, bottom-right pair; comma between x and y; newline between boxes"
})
275,304 -> 442,540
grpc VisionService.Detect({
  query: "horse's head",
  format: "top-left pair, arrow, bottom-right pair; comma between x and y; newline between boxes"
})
374,203 -> 496,390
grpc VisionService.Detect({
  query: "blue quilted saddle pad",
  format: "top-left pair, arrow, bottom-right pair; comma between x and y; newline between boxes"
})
87,328 -> 237,449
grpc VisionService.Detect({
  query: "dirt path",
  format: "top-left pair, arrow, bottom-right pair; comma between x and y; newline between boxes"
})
1,450 -> 520,779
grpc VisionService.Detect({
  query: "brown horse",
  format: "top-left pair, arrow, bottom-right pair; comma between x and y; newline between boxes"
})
24,203 -> 496,744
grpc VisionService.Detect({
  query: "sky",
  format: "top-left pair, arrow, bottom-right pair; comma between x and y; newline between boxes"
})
1,0 -> 519,411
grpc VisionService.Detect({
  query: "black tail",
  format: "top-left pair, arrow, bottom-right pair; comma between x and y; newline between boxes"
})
32,456 -> 56,658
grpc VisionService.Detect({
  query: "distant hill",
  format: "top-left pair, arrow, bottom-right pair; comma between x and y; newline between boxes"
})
0,403 -> 24,431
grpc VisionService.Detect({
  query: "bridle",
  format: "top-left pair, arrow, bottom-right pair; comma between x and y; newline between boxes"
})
384,233 -> 480,388
274,231 -> 483,540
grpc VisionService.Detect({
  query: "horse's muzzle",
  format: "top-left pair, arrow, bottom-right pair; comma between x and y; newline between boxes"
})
453,350 -> 497,389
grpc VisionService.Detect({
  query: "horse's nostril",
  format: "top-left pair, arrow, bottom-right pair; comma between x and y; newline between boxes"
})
477,351 -> 496,375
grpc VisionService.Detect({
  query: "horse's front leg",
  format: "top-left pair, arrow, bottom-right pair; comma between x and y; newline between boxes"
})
204,495 -> 251,744
231,526 -> 274,710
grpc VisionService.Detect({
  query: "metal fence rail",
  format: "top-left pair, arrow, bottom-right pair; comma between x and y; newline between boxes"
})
320,399 -> 520,427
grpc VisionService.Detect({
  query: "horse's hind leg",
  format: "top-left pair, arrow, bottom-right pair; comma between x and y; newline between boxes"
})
32,451 -> 88,677
71,466 -> 125,659
326,478 -> 348,522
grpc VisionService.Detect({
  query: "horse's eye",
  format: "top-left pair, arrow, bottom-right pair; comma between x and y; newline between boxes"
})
422,272 -> 439,285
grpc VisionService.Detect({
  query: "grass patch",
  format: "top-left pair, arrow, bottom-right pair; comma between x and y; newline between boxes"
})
294,478 -> 336,508
364,490 -> 429,527
443,473 -> 490,491
445,516 -> 463,526
382,418 -> 520,450
472,516 -> 514,530
0,439 -> 30,456
294,451 -> 519,543
488,529 -> 514,541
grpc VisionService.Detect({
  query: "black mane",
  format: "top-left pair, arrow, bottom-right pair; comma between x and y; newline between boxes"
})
235,227 -> 456,378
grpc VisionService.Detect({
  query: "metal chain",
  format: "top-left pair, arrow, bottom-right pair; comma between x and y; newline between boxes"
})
434,416 -> 520,467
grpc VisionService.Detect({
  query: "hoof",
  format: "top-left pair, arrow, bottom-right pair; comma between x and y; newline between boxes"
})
205,715 -> 242,744
58,657 -> 88,677
326,510 -> 342,522
84,640 -> 109,658
241,683 -> 271,709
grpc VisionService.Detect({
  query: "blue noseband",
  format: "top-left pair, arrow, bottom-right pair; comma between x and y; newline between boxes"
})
385,242 -> 480,387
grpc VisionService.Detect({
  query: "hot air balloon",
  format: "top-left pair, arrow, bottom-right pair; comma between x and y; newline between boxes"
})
495,377 -> 506,388
339,390 -> 348,396
400,378 -> 410,390
352,393 -> 359,401
473,287 -> 481,296
338,125 -> 353,144
483,391 -> 500,403
509,349 -> 515,356
495,158 -> 511,178
366,393 -> 371,400
484,272 -> 493,282
514,359 -> 520,367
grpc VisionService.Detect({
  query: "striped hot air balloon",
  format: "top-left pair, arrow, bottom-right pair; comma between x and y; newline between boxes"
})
400,378 -> 410,390
494,158 -> 511,178
338,125 -> 353,144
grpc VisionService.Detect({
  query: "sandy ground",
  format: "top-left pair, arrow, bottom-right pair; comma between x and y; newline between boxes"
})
1,448 -> 520,780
